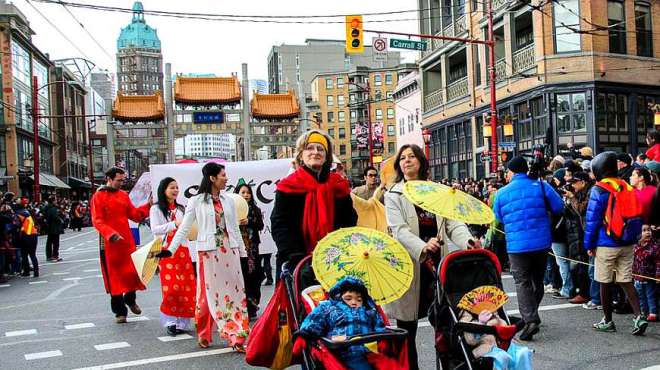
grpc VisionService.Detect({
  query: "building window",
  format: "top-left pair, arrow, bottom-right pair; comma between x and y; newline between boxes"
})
386,91 -> 393,100
327,95 -> 334,106
337,77 -> 344,88
326,78 -> 333,89
553,0 -> 581,53
556,92 -> 587,134
339,127 -> 346,138
635,3 -> 653,57
608,1 -> 626,54
374,74 -> 382,86
350,110 -> 357,121
340,144 -> 346,155
375,109 -> 383,120
327,111 -> 334,122
385,74 -> 393,85
388,142 -> 395,153
387,125 -> 395,136
338,111 -> 346,122
596,92 -> 628,133
0,136 -> 6,168
328,128 -> 335,137
338,95 -> 345,107
399,118 -> 405,135
350,93 -> 356,103
387,108 -> 395,119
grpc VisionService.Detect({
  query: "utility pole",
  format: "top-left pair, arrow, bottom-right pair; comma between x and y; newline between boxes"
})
31,76 -> 41,203
487,0 -> 499,173
241,63 -> 251,161
87,90 -> 95,193
365,80 -> 374,167
164,63 -> 175,163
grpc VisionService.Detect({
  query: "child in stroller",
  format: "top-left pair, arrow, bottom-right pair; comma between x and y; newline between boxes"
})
298,277 -> 386,370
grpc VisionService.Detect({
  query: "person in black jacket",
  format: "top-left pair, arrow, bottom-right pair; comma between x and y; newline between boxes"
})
44,196 -> 63,262
271,130 -> 357,280
563,172 -> 593,305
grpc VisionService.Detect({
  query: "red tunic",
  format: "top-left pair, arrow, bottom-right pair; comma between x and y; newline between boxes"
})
91,187 -> 151,295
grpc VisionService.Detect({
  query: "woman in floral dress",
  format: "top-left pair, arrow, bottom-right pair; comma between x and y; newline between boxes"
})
157,163 -> 248,351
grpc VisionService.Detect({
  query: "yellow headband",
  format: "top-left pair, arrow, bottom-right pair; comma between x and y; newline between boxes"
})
307,133 -> 329,151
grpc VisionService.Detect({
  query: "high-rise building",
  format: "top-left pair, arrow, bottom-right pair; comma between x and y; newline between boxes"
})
90,71 -> 115,116
175,134 -> 236,161
267,39 -> 401,100
116,1 -> 163,95
249,79 -> 268,99
310,64 -> 417,183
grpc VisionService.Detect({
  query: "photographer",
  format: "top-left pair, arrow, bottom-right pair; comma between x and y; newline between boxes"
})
562,172 -> 594,305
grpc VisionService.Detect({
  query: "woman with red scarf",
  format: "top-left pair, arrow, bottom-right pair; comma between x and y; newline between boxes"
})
271,130 -> 358,278
150,177 -> 196,337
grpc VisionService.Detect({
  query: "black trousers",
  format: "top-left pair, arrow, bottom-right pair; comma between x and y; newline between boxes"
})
508,250 -> 547,324
260,254 -> 273,281
46,233 -> 60,259
240,257 -> 263,318
397,319 -> 419,370
110,291 -> 137,317
19,236 -> 38,276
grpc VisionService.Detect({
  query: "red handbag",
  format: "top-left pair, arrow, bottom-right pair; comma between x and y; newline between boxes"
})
246,281 -> 299,369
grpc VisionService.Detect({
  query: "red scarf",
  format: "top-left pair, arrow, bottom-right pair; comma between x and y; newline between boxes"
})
276,167 -> 351,253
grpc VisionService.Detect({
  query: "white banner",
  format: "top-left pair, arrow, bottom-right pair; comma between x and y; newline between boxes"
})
150,159 -> 294,255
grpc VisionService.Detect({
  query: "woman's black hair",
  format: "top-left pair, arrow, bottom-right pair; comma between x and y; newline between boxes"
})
234,183 -> 255,206
198,162 -> 225,201
394,144 -> 430,183
634,167 -> 654,186
157,177 -> 184,218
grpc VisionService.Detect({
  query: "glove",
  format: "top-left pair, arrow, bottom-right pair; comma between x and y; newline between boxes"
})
154,250 -> 172,258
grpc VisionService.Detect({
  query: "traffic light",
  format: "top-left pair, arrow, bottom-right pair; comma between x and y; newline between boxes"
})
345,15 -> 364,54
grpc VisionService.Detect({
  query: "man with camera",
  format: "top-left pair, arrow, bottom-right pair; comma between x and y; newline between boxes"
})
493,156 -> 564,341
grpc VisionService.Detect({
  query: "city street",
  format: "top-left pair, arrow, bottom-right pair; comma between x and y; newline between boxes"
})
0,227 -> 658,369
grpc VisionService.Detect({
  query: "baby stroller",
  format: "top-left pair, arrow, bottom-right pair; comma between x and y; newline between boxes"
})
281,255 -> 409,370
430,249 -> 524,370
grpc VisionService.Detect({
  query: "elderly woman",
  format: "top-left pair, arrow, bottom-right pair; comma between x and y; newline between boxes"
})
384,144 -> 480,369
271,129 -> 357,278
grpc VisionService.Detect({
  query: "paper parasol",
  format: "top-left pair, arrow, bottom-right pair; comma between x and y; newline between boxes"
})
131,237 -> 163,285
312,227 -> 414,305
457,285 -> 509,314
225,193 -> 249,222
402,180 -> 495,224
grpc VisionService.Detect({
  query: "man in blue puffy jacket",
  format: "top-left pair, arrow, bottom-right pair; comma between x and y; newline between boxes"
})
493,156 -> 563,341
583,151 -> 647,335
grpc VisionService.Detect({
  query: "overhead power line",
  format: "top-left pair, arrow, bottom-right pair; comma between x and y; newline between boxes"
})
55,0 -> 115,63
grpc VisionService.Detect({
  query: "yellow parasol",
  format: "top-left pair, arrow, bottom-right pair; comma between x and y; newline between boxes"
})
458,285 -> 509,315
402,180 -> 495,225
379,156 -> 396,188
131,237 -> 163,285
312,227 -> 414,305
225,193 -> 249,222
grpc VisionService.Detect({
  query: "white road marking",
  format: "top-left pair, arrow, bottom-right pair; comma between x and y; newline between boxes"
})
72,347 -> 234,370
60,230 -> 96,242
64,323 -> 95,330
417,302 -> 580,328
76,243 -> 86,247
0,284 -> 9,288
28,281 -> 48,285
157,334 -> 193,342
126,316 -> 149,322
52,272 -> 70,276
94,342 -> 131,351
83,269 -> 100,272
24,350 -> 63,360
508,292 -> 517,297
38,258 -> 97,266
64,247 -> 75,252
62,277 -> 82,281
502,275 -> 513,279
5,329 -> 37,337
63,275 -> 101,281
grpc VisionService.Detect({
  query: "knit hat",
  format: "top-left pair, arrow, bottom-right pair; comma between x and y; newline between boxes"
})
581,159 -> 592,172
616,153 -> 632,165
552,155 -> 566,165
307,132 -> 329,152
567,171 -> 591,183
507,156 -> 529,174
646,160 -> 660,174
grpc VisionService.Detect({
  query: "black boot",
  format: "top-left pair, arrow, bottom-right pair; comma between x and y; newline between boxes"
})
166,325 -> 177,337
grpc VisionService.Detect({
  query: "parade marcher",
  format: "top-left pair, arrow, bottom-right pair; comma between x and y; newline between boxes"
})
645,129 -> 660,162
352,166 -> 379,200
584,152 -> 647,335
16,209 -> 38,277
271,129 -> 357,279
235,180 -> 265,320
149,177 -> 196,337
159,163 -> 249,351
630,167 -> 656,224
91,167 -> 151,323
493,156 -> 564,341
44,196 -> 63,262
384,144 -> 480,369
70,201 -> 83,232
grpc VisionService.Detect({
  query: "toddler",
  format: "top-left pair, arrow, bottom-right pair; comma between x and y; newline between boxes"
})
632,225 -> 660,321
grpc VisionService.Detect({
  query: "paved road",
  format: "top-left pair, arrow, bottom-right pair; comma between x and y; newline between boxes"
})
0,227 -> 658,369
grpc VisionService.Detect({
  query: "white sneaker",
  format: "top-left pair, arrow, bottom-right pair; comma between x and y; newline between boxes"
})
544,285 -> 559,294
582,301 -> 602,310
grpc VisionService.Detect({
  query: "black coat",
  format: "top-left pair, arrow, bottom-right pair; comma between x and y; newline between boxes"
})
271,177 -> 357,267
44,204 -> 63,235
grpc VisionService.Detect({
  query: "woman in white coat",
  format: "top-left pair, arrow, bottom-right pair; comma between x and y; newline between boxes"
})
157,163 -> 248,351
150,177 -> 196,337
384,144 -> 480,369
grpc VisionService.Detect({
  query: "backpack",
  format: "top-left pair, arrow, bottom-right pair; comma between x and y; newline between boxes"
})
595,178 -> 642,244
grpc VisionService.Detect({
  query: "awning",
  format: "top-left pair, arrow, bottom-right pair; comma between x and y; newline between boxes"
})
29,174 -> 71,189
68,177 -> 92,189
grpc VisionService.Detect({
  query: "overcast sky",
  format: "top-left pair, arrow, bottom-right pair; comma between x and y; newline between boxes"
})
14,0 -> 419,80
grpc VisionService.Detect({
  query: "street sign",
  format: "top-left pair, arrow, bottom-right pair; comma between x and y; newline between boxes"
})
389,38 -> 427,51
372,37 -> 388,63
498,141 -> 516,149
193,112 -> 224,124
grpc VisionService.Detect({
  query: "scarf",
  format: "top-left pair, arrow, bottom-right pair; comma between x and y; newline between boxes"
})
276,167 -> 351,254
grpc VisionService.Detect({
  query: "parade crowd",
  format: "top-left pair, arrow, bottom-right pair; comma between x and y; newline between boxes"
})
3,127 -> 658,369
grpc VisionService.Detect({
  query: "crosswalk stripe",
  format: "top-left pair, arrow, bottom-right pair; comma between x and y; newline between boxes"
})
64,323 -> 96,330
24,350 -> 63,360
0,284 -> 10,288
157,334 -> 193,342
94,342 -> 131,351
126,316 -> 149,322
28,281 -> 47,285
83,269 -> 100,272
6,329 -> 37,337
72,347 -> 234,370
52,272 -> 70,275
62,277 -> 82,281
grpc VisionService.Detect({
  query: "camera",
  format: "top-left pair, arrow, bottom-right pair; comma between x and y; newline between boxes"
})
564,183 -> 574,193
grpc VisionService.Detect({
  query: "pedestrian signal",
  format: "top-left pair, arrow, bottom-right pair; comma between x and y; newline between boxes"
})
345,15 -> 364,53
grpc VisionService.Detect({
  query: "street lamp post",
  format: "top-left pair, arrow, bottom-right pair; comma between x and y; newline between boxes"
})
31,76 -> 40,203
422,128 -> 431,159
